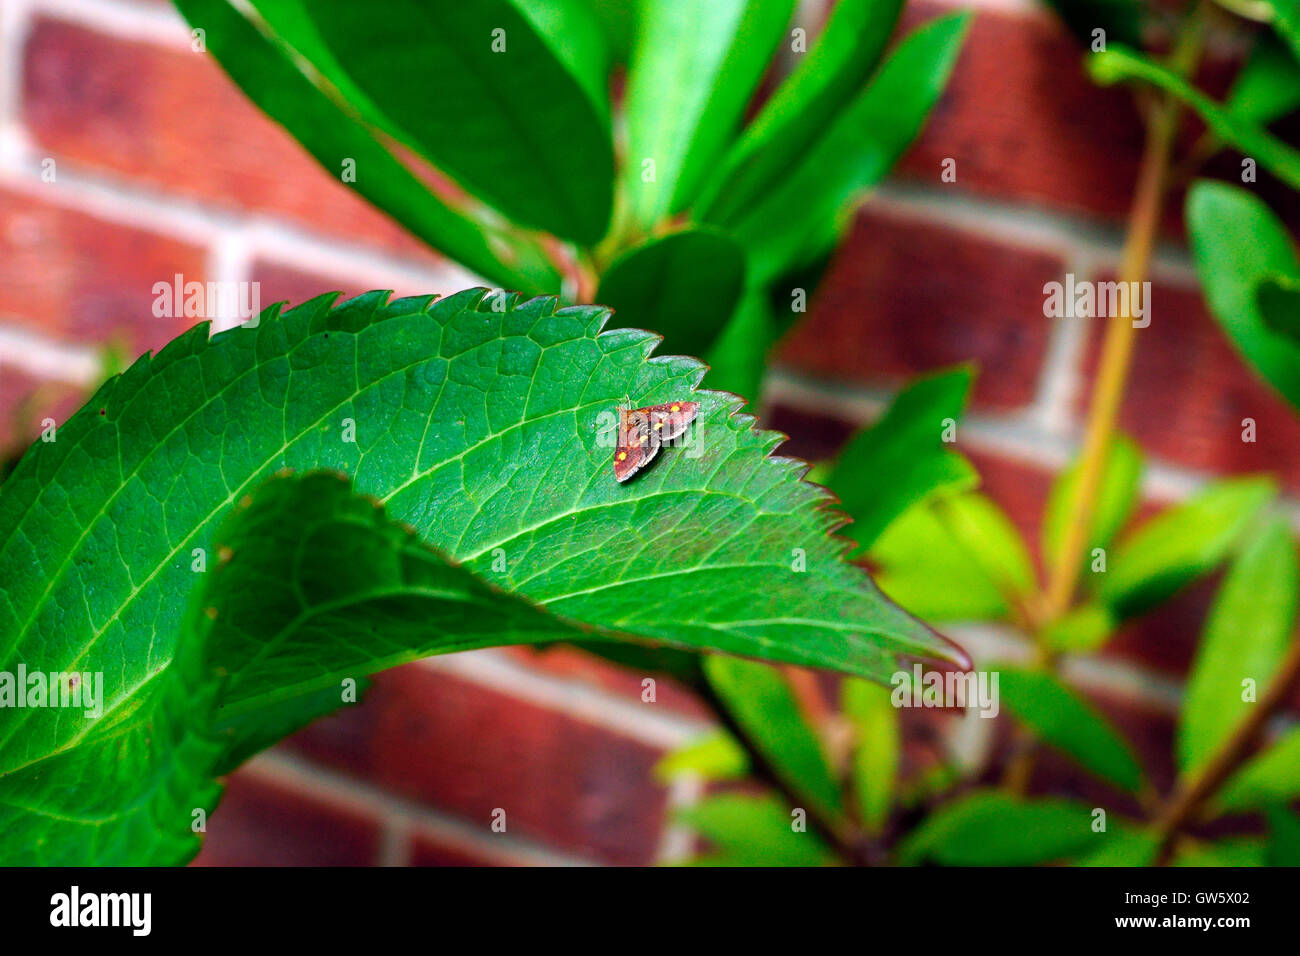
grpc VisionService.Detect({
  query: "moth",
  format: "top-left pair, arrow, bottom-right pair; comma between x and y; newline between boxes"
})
613,401 -> 700,482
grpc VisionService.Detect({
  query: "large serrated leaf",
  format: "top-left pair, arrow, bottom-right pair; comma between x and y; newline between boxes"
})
0,289 -> 963,788
0,472 -> 586,865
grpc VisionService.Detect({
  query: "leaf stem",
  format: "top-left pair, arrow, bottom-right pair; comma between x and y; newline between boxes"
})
1152,634 -> 1300,863
1041,23 -> 1204,623
697,676 -> 867,864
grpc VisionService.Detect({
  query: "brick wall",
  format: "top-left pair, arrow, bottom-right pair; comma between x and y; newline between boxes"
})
1,0 -> 1295,864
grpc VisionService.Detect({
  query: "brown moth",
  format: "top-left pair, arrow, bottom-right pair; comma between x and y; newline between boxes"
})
613,401 -> 700,482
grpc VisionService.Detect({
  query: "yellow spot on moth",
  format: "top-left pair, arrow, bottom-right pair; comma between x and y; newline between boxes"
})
617,452 -> 627,461
654,421 -> 663,430
670,404 -> 680,412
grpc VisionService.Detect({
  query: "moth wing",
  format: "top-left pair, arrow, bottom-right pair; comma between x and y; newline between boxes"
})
645,401 -> 700,444
614,410 -> 660,482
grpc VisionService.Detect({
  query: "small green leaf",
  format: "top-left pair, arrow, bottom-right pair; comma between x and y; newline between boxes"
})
1267,806 -> 1300,865
703,656 -> 844,821
654,731 -> 750,783
172,0 -> 559,293
1173,837 -> 1266,867
871,492 -> 1037,623
1216,725 -> 1300,812
597,230 -> 746,360
897,790 -> 1103,865
676,794 -> 836,866
696,0 -> 905,222
1090,47 -> 1300,190
1075,829 -> 1160,866
843,678 -> 899,834
1227,31 -> 1300,127
1042,602 -> 1117,654
702,287 -> 777,400
1177,519 -> 1298,777
721,12 -> 971,284
1095,477 -> 1276,618
298,0 -> 614,242
997,667 -> 1145,793
826,366 -> 977,553
621,0 -> 797,228
1042,434 -> 1142,579
1258,274 -> 1300,343
1188,181 -> 1300,410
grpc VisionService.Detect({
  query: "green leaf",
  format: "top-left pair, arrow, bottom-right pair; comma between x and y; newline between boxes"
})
1216,725 -> 1300,811
0,472 -> 587,864
1042,602 -> 1117,653
1188,182 -> 1300,410
719,12 -> 970,285
997,667 -> 1145,793
676,794 -> 836,866
654,731 -> 750,783
843,678 -> 899,834
703,656 -> 844,821
172,0 -> 559,293
871,492 -> 1037,623
1177,519 -> 1298,777
1090,47 -> 1300,190
897,790 -> 1103,865
1042,434 -> 1142,579
597,229 -> 746,360
1040,0 -> 1144,49
702,287 -> 777,400
1173,837 -> 1266,867
826,366 -> 977,553
1258,274 -> 1300,343
298,0 -> 614,242
1265,0 -> 1300,61
1267,806 -> 1300,865
1075,829 -> 1160,866
696,0 -> 905,222
0,290 -> 963,791
1227,31 -> 1300,127
1095,477 -> 1276,617
620,0 -> 797,228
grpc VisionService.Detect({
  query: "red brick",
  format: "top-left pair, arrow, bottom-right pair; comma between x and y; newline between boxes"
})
0,187 -> 206,351
778,210 -> 1062,411
191,773 -> 381,866
501,644 -> 713,721
409,835 -> 496,867
1098,575 -> 1219,677
896,4 -> 1144,223
1079,281 -> 1300,495
22,18 -> 435,260
283,662 -> 669,864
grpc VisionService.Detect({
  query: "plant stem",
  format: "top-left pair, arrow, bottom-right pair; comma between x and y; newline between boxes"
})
1041,11 -> 1206,624
1153,635 -> 1300,863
